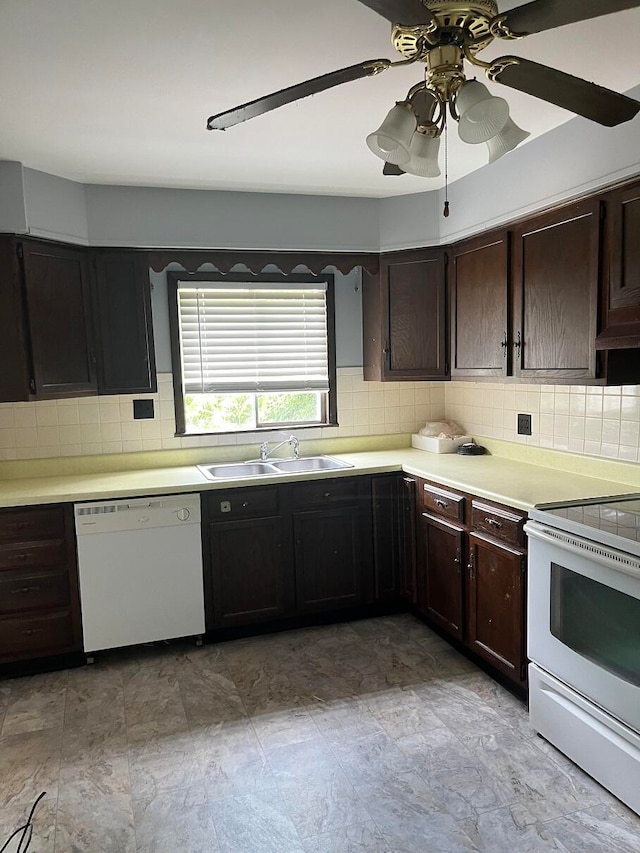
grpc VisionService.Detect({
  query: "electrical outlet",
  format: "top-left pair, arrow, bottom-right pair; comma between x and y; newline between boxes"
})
517,413 -> 532,436
133,399 -> 154,420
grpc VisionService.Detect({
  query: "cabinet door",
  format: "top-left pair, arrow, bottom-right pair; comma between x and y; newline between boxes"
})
451,231 -> 510,378
417,512 -> 464,640
0,236 -> 31,402
372,474 -> 399,602
21,241 -> 98,397
379,249 -> 448,380
399,476 -> 417,603
209,515 -> 293,628
607,181 -> 640,311
92,251 -> 156,394
512,199 -> 600,381
466,533 -> 526,682
294,505 -> 364,612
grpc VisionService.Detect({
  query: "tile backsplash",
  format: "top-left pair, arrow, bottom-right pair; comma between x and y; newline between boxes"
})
0,369 -> 445,461
2,372 -> 639,465
446,382 -> 640,463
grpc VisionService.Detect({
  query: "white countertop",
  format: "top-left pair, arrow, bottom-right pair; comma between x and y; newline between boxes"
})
0,448 -> 635,511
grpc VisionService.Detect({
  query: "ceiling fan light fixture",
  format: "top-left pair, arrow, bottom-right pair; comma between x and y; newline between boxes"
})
486,117 -> 531,163
456,80 -> 510,144
403,132 -> 441,178
366,101 -> 417,165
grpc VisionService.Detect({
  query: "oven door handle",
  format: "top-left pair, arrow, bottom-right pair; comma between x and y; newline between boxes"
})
524,521 -> 640,580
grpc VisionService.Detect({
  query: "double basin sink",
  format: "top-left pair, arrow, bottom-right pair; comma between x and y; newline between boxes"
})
197,455 -> 353,481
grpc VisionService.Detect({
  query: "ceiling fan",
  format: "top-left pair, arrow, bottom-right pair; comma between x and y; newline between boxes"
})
206,1 -> 640,181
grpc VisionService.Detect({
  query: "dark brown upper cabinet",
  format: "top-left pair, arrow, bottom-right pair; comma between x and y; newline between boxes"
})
21,240 -> 98,399
91,251 -> 156,394
0,236 -> 31,403
450,230 -> 510,379
511,199 -> 600,383
596,180 -> 640,350
0,238 -> 157,402
363,247 -> 448,381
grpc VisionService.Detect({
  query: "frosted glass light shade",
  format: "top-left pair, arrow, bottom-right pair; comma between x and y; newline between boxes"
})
456,80 -> 509,144
403,132 -> 441,177
487,117 -> 530,162
366,102 -> 417,166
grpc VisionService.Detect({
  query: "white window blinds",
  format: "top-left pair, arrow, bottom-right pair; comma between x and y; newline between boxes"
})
177,282 -> 329,393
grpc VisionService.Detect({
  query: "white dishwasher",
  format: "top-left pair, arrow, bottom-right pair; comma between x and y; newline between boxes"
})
74,493 -> 205,653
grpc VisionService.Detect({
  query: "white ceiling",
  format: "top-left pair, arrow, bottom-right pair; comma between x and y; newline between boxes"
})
1,0 -> 639,198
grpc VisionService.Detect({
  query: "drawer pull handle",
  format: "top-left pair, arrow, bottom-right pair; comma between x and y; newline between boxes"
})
485,518 -> 503,529
7,553 -> 28,562
13,586 -> 41,595
242,502 -> 249,508
434,499 -> 448,509
23,628 -> 42,636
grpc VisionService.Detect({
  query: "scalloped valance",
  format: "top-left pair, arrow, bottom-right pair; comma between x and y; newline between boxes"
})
146,248 -> 379,276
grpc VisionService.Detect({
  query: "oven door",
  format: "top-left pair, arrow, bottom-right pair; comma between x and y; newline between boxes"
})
525,520 -> 640,733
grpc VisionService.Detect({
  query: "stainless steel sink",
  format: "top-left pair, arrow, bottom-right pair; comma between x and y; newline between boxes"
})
197,462 -> 279,480
197,455 -> 352,480
270,456 -> 353,473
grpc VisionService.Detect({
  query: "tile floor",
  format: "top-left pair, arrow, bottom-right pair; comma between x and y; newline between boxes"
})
1,614 -> 639,852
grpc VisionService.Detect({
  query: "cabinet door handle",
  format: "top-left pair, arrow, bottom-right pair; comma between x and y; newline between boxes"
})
467,552 -> 475,581
485,517 -> 503,529
514,331 -> 522,356
501,333 -> 508,358
324,492 -> 331,498
434,498 -> 448,509
453,549 -> 461,569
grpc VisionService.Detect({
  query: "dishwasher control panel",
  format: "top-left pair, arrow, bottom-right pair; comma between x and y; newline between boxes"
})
75,493 -> 201,534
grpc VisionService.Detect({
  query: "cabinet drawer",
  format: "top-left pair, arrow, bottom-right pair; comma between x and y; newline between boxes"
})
0,570 -> 69,615
208,486 -> 279,519
421,483 -> 465,522
0,505 -> 65,543
0,610 -> 75,658
0,540 -> 67,572
291,477 -> 360,507
471,500 -> 525,547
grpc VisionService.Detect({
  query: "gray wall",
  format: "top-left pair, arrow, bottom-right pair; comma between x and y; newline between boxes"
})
0,161 -> 27,233
85,185 -> 380,252
150,264 -> 362,373
22,168 -> 89,244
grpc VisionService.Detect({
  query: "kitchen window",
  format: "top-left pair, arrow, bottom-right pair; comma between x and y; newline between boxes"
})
168,272 -> 337,435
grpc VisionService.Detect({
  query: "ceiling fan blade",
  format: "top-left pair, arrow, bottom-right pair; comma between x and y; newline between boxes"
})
355,0 -> 438,27
207,59 -> 390,130
490,57 -> 640,127
497,0 -> 640,37
383,162 -> 406,175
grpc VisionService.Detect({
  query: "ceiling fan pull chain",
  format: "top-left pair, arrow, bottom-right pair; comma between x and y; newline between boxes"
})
443,112 -> 450,218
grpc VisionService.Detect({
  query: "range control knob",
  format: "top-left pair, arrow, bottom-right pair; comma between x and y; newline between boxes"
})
177,508 -> 191,521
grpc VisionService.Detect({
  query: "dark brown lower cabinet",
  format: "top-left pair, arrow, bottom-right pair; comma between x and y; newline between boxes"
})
294,506 -> 363,612
0,504 -> 83,665
208,515 -> 293,628
399,476 -> 417,603
204,476 -> 374,630
418,512 -> 464,640
414,477 -> 527,687
371,474 -> 401,602
466,533 -> 526,681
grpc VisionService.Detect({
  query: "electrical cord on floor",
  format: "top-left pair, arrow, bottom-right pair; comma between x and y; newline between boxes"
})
0,792 -> 46,853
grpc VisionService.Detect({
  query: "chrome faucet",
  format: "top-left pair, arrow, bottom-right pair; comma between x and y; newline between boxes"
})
259,435 -> 300,461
